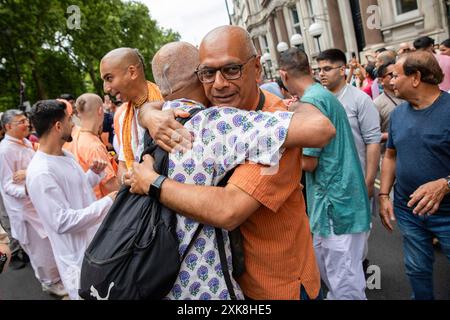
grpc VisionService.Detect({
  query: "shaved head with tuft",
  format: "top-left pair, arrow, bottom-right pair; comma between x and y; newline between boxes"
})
152,42 -> 200,98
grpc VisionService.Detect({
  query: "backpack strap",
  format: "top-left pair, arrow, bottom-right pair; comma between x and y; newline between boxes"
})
215,228 -> 237,300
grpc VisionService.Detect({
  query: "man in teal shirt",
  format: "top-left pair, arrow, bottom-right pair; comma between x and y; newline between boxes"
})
279,48 -> 370,300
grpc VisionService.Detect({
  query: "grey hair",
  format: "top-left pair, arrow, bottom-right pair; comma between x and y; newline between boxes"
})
1,109 -> 24,125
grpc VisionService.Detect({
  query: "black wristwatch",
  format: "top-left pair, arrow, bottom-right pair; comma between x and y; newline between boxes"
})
148,175 -> 167,200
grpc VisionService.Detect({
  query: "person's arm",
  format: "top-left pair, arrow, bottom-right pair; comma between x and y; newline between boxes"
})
138,101 -> 191,152
117,161 -> 128,186
379,148 -> 397,231
365,143 -> 381,198
358,97 -> 382,196
381,132 -> 389,143
302,155 -> 318,172
282,102 -> 336,149
84,159 -> 108,188
88,146 -> 120,194
0,153 -> 27,199
128,155 -> 260,231
27,173 -> 115,234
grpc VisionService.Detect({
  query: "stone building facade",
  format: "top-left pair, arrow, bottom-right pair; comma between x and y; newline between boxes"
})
229,0 -> 450,78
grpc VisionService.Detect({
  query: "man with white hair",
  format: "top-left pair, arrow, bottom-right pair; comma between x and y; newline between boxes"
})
0,109 -> 66,296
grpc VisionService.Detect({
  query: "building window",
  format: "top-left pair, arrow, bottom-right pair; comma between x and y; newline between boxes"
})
306,0 -> 314,19
262,35 -> 269,52
395,0 -> 418,15
290,7 -> 302,35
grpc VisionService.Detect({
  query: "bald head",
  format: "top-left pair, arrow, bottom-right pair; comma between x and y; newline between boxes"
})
75,93 -> 103,116
152,42 -> 200,98
100,47 -> 145,79
200,25 -> 256,61
376,50 -> 397,67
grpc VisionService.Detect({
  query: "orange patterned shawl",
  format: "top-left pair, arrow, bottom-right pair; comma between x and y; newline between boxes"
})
122,81 -> 163,169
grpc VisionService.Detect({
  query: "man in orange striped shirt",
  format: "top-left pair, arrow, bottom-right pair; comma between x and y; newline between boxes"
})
135,26 -> 323,300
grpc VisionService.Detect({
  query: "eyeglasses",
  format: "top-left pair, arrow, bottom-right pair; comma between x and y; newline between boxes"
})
195,55 -> 256,84
317,65 -> 344,73
11,119 -> 29,125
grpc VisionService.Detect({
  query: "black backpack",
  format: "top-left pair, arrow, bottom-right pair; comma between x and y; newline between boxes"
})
79,109 -> 243,300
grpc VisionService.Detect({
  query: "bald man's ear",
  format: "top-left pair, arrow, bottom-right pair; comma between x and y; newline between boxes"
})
254,55 -> 263,82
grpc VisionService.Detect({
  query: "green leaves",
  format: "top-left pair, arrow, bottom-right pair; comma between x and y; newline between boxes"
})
0,0 -> 180,111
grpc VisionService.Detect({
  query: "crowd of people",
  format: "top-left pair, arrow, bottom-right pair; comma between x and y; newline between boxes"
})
0,28 -> 448,300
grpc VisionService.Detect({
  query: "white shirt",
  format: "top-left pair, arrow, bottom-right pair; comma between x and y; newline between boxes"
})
26,150 -> 113,299
117,107 -> 145,163
0,134 -> 46,244
335,84 -> 381,175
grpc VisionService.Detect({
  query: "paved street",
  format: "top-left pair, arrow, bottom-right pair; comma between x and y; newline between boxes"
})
0,209 -> 448,300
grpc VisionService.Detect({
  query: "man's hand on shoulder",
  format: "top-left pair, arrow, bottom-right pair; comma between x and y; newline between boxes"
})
138,103 -> 192,153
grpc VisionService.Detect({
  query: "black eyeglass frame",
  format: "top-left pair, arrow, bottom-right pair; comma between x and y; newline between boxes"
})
195,55 -> 257,84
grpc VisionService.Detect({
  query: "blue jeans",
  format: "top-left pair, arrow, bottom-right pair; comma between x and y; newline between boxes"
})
394,205 -> 450,300
300,285 -> 323,300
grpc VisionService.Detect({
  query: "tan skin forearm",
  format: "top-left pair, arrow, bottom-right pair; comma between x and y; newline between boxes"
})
302,155 -> 318,172
159,180 -> 260,231
128,155 -> 261,231
283,103 -> 336,149
380,148 -> 397,194
118,161 -> 127,185
365,143 -> 381,187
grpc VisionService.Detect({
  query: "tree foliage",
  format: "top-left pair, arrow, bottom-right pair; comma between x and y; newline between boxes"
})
0,0 -> 179,111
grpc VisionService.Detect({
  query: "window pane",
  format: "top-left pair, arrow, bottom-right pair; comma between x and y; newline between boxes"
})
291,8 -> 300,24
396,0 -> 418,14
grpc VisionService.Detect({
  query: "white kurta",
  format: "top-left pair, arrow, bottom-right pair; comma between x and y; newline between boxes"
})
0,134 -> 60,284
26,150 -> 113,299
0,135 -> 47,243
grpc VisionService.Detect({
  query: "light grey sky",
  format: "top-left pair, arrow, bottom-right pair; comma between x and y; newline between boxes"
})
140,0 -> 232,46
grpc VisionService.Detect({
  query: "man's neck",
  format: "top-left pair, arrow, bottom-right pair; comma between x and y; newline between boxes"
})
5,132 -> 24,141
410,87 -> 442,109
330,79 -> 347,94
38,135 -> 65,156
80,120 -> 100,136
130,79 -> 148,105
291,76 -> 316,98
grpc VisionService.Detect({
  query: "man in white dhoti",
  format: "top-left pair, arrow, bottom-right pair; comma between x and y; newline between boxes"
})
26,100 -> 117,300
0,110 -> 66,297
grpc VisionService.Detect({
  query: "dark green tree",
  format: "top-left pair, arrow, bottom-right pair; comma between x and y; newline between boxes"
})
0,0 -> 179,111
